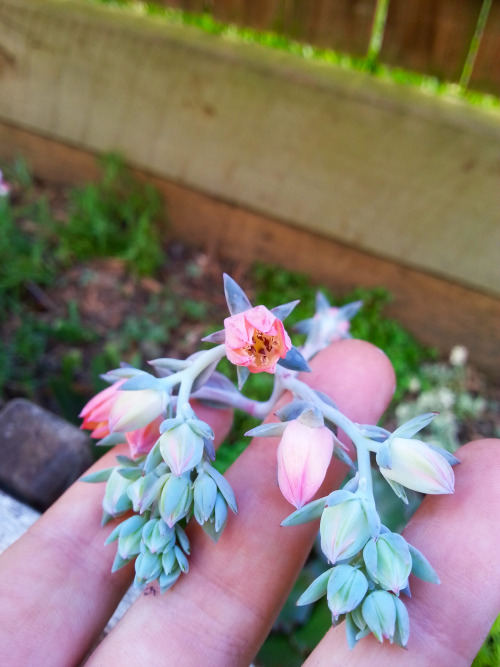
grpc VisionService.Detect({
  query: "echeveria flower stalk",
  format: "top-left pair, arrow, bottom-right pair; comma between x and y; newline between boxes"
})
78,272 -> 458,651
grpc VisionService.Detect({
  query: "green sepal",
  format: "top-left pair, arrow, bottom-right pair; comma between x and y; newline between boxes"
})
111,550 -> 131,573
203,463 -> 237,514
117,467 -> 143,481
296,567 -> 333,606
384,477 -> 409,504
281,496 -> 326,526
115,454 -> 139,467
408,544 -> 440,584
80,467 -> 115,484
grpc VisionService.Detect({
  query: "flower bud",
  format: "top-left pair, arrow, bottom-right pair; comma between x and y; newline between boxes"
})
277,420 -> 334,509
159,422 -> 204,476
363,533 -> 412,595
142,519 -> 176,554
135,548 -> 163,587
327,564 -> 368,620
193,471 -> 218,525
109,388 -> 166,433
362,590 -> 396,642
320,495 -> 370,564
224,305 -> 292,374
159,474 -> 193,528
361,590 -> 409,646
380,437 -> 455,494
80,380 -> 126,439
126,471 -> 166,514
116,515 -> 147,560
102,469 -> 133,517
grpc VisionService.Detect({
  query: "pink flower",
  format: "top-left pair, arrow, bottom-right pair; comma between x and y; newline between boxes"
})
126,415 -> 163,458
108,387 -> 166,433
80,381 -> 164,458
80,380 -> 126,439
224,305 -> 292,374
277,420 -> 334,508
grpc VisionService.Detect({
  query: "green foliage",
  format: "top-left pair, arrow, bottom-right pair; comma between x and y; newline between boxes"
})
473,614 -> 500,667
56,153 -> 166,276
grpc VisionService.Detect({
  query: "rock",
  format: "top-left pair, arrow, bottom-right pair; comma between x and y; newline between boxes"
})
0,399 -> 93,511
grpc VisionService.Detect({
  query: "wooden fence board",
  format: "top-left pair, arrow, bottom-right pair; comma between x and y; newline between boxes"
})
0,0 -> 498,298
1,120 -> 499,375
470,0 -> 500,94
381,0 -> 482,83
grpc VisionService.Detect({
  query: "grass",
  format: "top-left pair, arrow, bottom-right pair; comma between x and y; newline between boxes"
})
86,0 -> 500,111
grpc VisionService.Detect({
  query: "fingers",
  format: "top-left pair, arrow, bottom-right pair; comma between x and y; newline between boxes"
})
0,407 -> 232,666
305,437 -> 500,666
88,340 -> 395,666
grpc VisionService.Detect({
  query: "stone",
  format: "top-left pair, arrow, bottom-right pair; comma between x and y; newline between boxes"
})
0,399 -> 93,511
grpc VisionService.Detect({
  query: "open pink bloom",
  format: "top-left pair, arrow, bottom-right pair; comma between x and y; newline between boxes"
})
79,380 -> 126,439
126,415 -> 163,458
277,420 -> 334,508
224,305 -> 292,374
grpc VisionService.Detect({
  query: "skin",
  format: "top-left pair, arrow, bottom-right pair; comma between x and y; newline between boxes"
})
0,339 -> 498,666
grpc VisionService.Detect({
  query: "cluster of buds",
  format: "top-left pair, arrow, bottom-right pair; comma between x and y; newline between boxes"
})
80,274 -> 458,650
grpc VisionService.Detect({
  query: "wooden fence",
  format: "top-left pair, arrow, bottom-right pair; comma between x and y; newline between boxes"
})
155,0 -> 500,96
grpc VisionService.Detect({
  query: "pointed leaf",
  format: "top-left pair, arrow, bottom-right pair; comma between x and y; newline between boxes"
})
117,467 -> 143,481
120,374 -> 162,391
223,273 -> 252,316
356,424 -> 391,443
148,358 -> 188,372
203,463 -> 237,514
237,365 -> 249,390
333,446 -> 357,471
115,454 -> 139,467
316,291 -> 331,312
270,300 -> 300,322
80,467 -> 115,484
384,477 -> 409,505
280,496 -> 326,526
408,544 -> 440,584
339,300 -> 363,320
345,613 -> 361,650
376,442 -> 392,470
425,442 -> 461,466
96,433 -> 127,448
277,346 -> 311,372
275,400 -> 314,422
296,568 -> 333,606
392,412 -> 438,439
244,422 -> 287,438
201,329 -> 226,344
111,550 -> 131,573
293,317 -> 314,334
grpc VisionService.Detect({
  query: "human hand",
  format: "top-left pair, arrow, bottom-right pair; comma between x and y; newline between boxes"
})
0,340 -> 498,666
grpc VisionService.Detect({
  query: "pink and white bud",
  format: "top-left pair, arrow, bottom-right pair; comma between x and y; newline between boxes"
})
224,305 -> 292,374
159,422 -> 204,476
126,415 -> 163,458
381,437 -> 455,494
320,497 -> 371,565
108,388 -> 166,433
277,420 -> 334,509
80,380 -> 126,439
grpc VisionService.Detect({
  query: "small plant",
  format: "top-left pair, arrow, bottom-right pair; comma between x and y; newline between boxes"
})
57,153 -> 166,276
